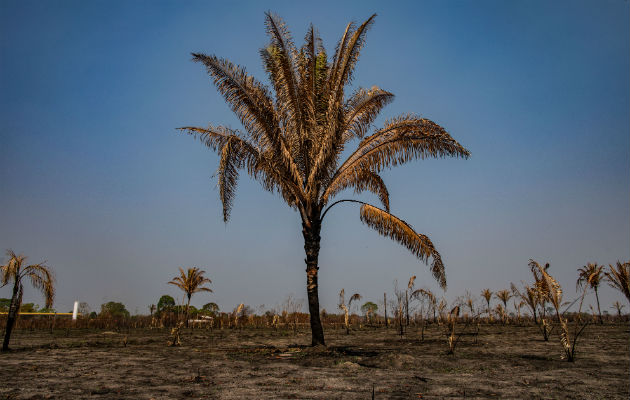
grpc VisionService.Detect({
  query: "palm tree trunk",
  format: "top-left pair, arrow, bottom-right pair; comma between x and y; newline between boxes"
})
185,295 -> 191,328
384,292 -> 388,328
2,281 -> 22,351
594,287 -> 602,324
303,218 -> 325,346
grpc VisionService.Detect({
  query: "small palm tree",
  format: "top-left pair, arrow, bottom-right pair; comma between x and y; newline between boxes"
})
611,301 -> 624,318
481,289 -> 492,318
511,282 -> 539,324
495,289 -> 511,323
168,267 -> 212,327
576,263 -> 604,324
604,261 -> 630,303
1,250 -> 55,351
338,289 -> 361,334
180,12 -> 469,346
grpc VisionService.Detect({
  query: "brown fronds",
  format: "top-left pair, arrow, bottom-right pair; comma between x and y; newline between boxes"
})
168,267 -> 213,298
411,288 -> 436,305
1,250 -> 55,308
605,261 -> 630,303
576,263 -> 604,291
349,293 -> 362,306
360,204 -> 446,289
408,275 -> 416,290
322,169 -> 389,211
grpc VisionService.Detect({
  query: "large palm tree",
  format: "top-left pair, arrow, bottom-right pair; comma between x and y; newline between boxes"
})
1,250 -> 55,351
576,262 -> 604,324
180,13 -> 469,346
168,267 -> 212,327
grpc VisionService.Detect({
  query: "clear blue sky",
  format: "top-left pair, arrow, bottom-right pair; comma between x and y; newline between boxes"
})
1,0 -> 628,315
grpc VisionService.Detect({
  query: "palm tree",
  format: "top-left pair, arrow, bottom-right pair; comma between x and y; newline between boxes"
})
576,263 -> 604,324
495,289 -> 511,323
1,250 -> 55,351
511,282 -> 538,324
168,267 -> 212,327
180,13 -> 469,346
605,261 -> 630,303
338,289 -> 362,334
481,289 -> 492,318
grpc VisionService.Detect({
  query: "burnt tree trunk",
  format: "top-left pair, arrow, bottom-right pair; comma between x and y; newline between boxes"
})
2,281 -> 22,351
303,217 -> 325,346
384,292 -> 388,328
185,295 -> 191,328
594,287 -> 602,324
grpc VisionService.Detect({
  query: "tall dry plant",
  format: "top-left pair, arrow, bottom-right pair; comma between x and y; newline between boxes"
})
531,261 -> 589,362
411,288 -> 437,340
495,289 -> 512,324
435,299 -> 479,355
338,289 -> 362,334
233,303 -> 245,328
405,275 -> 416,326
481,289 -> 492,319
511,282 -> 539,324
1,249 -> 55,351
180,12 -> 469,346
529,259 -> 552,340
168,267 -> 212,328
576,263 -> 604,324
605,261 -> 630,303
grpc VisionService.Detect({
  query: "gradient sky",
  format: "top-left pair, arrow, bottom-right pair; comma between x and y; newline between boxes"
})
1,0 -> 628,316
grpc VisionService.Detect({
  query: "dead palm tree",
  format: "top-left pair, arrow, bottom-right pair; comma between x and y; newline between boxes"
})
481,289 -> 492,318
605,261 -> 630,303
495,289 -> 511,323
338,288 -> 362,334
168,267 -> 212,327
576,263 -> 604,324
180,13 -> 469,346
1,250 -> 55,351
511,282 -> 539,324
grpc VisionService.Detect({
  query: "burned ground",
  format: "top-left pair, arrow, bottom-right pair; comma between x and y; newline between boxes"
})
1,323 -> 627,399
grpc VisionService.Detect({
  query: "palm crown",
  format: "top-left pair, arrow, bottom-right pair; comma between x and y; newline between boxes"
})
168,267 -> 213,300
180,12 -> 469,345
1,249 -> 55,351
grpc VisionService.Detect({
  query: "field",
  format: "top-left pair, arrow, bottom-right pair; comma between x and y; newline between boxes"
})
1,322 -> 628,399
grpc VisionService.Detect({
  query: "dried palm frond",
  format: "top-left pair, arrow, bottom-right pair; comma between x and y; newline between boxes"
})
408,276 -> 416,290
411,288 -> 436,305
349,293 -> 362,307
605,261 -> 630,303
359,204 -> 445,289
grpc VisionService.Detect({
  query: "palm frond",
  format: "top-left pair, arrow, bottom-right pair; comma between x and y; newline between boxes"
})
322,169 -> 389,211
332,115 -> 469,188
342,87 -> 394,143
359,204 -> 445,289
605,261 -> 630,302
349,293 -> 362,306
411,288 -> 436,304
24,264 -> 55,308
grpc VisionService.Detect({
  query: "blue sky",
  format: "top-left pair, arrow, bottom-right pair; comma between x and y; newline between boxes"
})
1,0 -> 628,316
